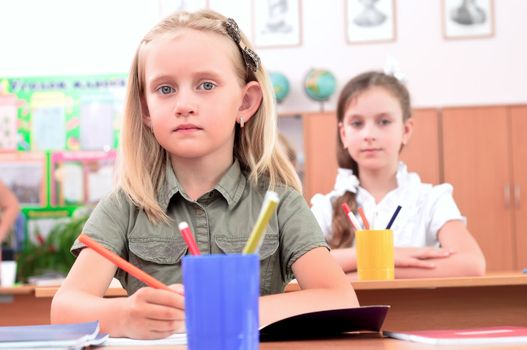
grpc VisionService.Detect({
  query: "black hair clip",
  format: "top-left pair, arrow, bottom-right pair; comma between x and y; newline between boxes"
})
224,18 -> 261,73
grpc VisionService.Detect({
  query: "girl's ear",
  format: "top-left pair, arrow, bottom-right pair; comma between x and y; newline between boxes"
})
338,122 -> 348,149
402,118 -> 414,145
238,81 -> 263,123
140,96 -> 151,127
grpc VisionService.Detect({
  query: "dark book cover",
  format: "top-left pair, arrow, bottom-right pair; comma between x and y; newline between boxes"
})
260,305 -> 390,341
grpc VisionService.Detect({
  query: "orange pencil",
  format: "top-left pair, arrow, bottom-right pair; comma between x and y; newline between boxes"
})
79,234 -> 172,292
358,207 -> 370,230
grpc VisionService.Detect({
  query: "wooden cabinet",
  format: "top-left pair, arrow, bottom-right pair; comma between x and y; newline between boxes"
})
400,109 -> 441,185
442,106 -> 527,271
510,106 -> 527,269
301,112 -> 338,201
283,109 -> 442,202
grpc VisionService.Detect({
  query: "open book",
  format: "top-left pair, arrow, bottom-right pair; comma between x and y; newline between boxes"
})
384,326 -> 527,345
259,305 -> 389,340
105,305 -> 390,346
0,321 -> 107,349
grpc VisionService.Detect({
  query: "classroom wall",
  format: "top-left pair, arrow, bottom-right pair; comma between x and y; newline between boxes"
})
1,0 -> 526,113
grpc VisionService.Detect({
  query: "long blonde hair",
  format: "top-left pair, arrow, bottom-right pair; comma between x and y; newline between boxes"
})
118,10 -> 301,222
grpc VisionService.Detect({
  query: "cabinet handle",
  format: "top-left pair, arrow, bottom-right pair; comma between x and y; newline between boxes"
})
504,185 -> 511,208
514,185 -> 521,209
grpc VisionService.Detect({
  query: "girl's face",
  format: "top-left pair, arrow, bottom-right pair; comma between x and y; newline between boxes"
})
141,28 -> 261,165
339,86 -> 413,173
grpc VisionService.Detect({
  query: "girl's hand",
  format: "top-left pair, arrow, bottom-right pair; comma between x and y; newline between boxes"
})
120,284 -> 185,339
394,247 -> 455,269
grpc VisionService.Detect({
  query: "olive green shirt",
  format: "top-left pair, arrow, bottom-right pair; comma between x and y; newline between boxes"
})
72,160 -> 328,296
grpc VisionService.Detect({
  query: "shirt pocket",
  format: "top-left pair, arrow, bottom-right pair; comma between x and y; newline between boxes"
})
129,237 -> 188,265
215,233 -> 279,295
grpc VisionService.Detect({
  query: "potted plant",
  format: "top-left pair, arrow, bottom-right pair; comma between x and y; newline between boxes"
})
16,214 -> 88,283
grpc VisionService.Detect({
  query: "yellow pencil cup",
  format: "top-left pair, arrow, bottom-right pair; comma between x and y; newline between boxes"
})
356,229 -> 394,280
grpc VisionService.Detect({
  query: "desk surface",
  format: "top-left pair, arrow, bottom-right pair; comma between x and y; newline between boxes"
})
286,271 -> 527,291
0,285 -> 34,295
95,333 -> 527,350
35,272 -> 527,298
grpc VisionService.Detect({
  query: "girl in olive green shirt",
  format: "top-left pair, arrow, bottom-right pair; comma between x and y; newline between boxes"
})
51,9 -> 359,339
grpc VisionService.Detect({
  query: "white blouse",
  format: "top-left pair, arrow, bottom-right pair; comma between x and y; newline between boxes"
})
310,162 -> 465,247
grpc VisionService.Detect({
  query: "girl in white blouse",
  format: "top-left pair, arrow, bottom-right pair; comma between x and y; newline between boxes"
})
310,71 -> 485,278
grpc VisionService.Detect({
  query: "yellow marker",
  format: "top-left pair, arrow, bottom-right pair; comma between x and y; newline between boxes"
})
242,191 -> 280,254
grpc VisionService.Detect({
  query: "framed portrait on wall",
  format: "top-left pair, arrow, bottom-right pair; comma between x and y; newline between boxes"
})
345,0 -> 396,44
442,0 -> 494,39
158,0 -> 209,17
253,0 -> 302,48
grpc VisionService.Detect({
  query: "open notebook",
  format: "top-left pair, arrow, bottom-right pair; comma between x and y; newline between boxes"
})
0,321 -> 107,349
105,305 -> 390,346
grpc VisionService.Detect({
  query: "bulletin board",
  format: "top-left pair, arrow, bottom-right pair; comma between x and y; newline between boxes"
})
0,75 -> 126,152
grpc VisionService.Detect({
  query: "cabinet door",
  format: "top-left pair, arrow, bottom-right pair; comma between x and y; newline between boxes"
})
400,109 -> 441,184
510,106 -> 527,270
302,112 -> 338,202
442,107 -> 514,271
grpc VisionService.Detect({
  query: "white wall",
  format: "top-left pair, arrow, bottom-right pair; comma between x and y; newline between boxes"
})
1,0 -> 526,113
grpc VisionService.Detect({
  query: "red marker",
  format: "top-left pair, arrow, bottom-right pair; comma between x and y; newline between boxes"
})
341,203 -> 362,230
79,234 -> 172,292
178,221 -> 201,256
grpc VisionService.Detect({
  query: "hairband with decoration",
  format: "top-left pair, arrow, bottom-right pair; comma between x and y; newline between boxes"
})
223,18 -> 261,73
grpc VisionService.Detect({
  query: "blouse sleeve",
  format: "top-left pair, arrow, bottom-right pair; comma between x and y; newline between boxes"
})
309,193 -> 333,239
427,184 -> 466,243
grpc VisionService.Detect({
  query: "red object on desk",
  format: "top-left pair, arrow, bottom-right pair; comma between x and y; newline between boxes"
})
385,326 -> 527,345
78,234 -> 172,292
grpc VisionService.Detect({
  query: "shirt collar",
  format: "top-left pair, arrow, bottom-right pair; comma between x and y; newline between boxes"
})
158,159 -> 246,210
213,159 -> 246,209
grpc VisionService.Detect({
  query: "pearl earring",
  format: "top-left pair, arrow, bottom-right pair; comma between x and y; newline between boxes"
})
239,116 -> 245,128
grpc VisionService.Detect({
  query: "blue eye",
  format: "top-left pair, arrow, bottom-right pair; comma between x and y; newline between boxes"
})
199,81 -> 216,91
158,85 -> 174,95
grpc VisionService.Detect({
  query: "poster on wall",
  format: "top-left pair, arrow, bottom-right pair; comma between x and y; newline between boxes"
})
50,150 -> 117,206
345,0 -> 396,44
0,152 -> 47,206
253,0 -> 302,48
0,95 -> 23,150
0,75 -> 126,152
442,0 -> 494,39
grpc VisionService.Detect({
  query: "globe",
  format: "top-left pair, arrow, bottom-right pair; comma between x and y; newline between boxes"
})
269,71 -> 290,103
303,69 -> 337,102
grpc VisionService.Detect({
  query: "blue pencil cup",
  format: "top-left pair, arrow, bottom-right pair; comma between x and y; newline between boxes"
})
183,254 -> 259,350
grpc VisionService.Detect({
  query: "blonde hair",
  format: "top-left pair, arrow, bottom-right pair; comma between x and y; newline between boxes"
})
118,9 -> 301,222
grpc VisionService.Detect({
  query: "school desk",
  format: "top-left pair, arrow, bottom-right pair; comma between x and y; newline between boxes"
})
286,272 -> 527,331
0,285 -> 126,326
93,333 -> 527,350
0,286 -> 49,326
11,272 -> 526,330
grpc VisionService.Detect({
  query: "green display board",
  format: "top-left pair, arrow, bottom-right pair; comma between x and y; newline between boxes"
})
0,74 -> 127,151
